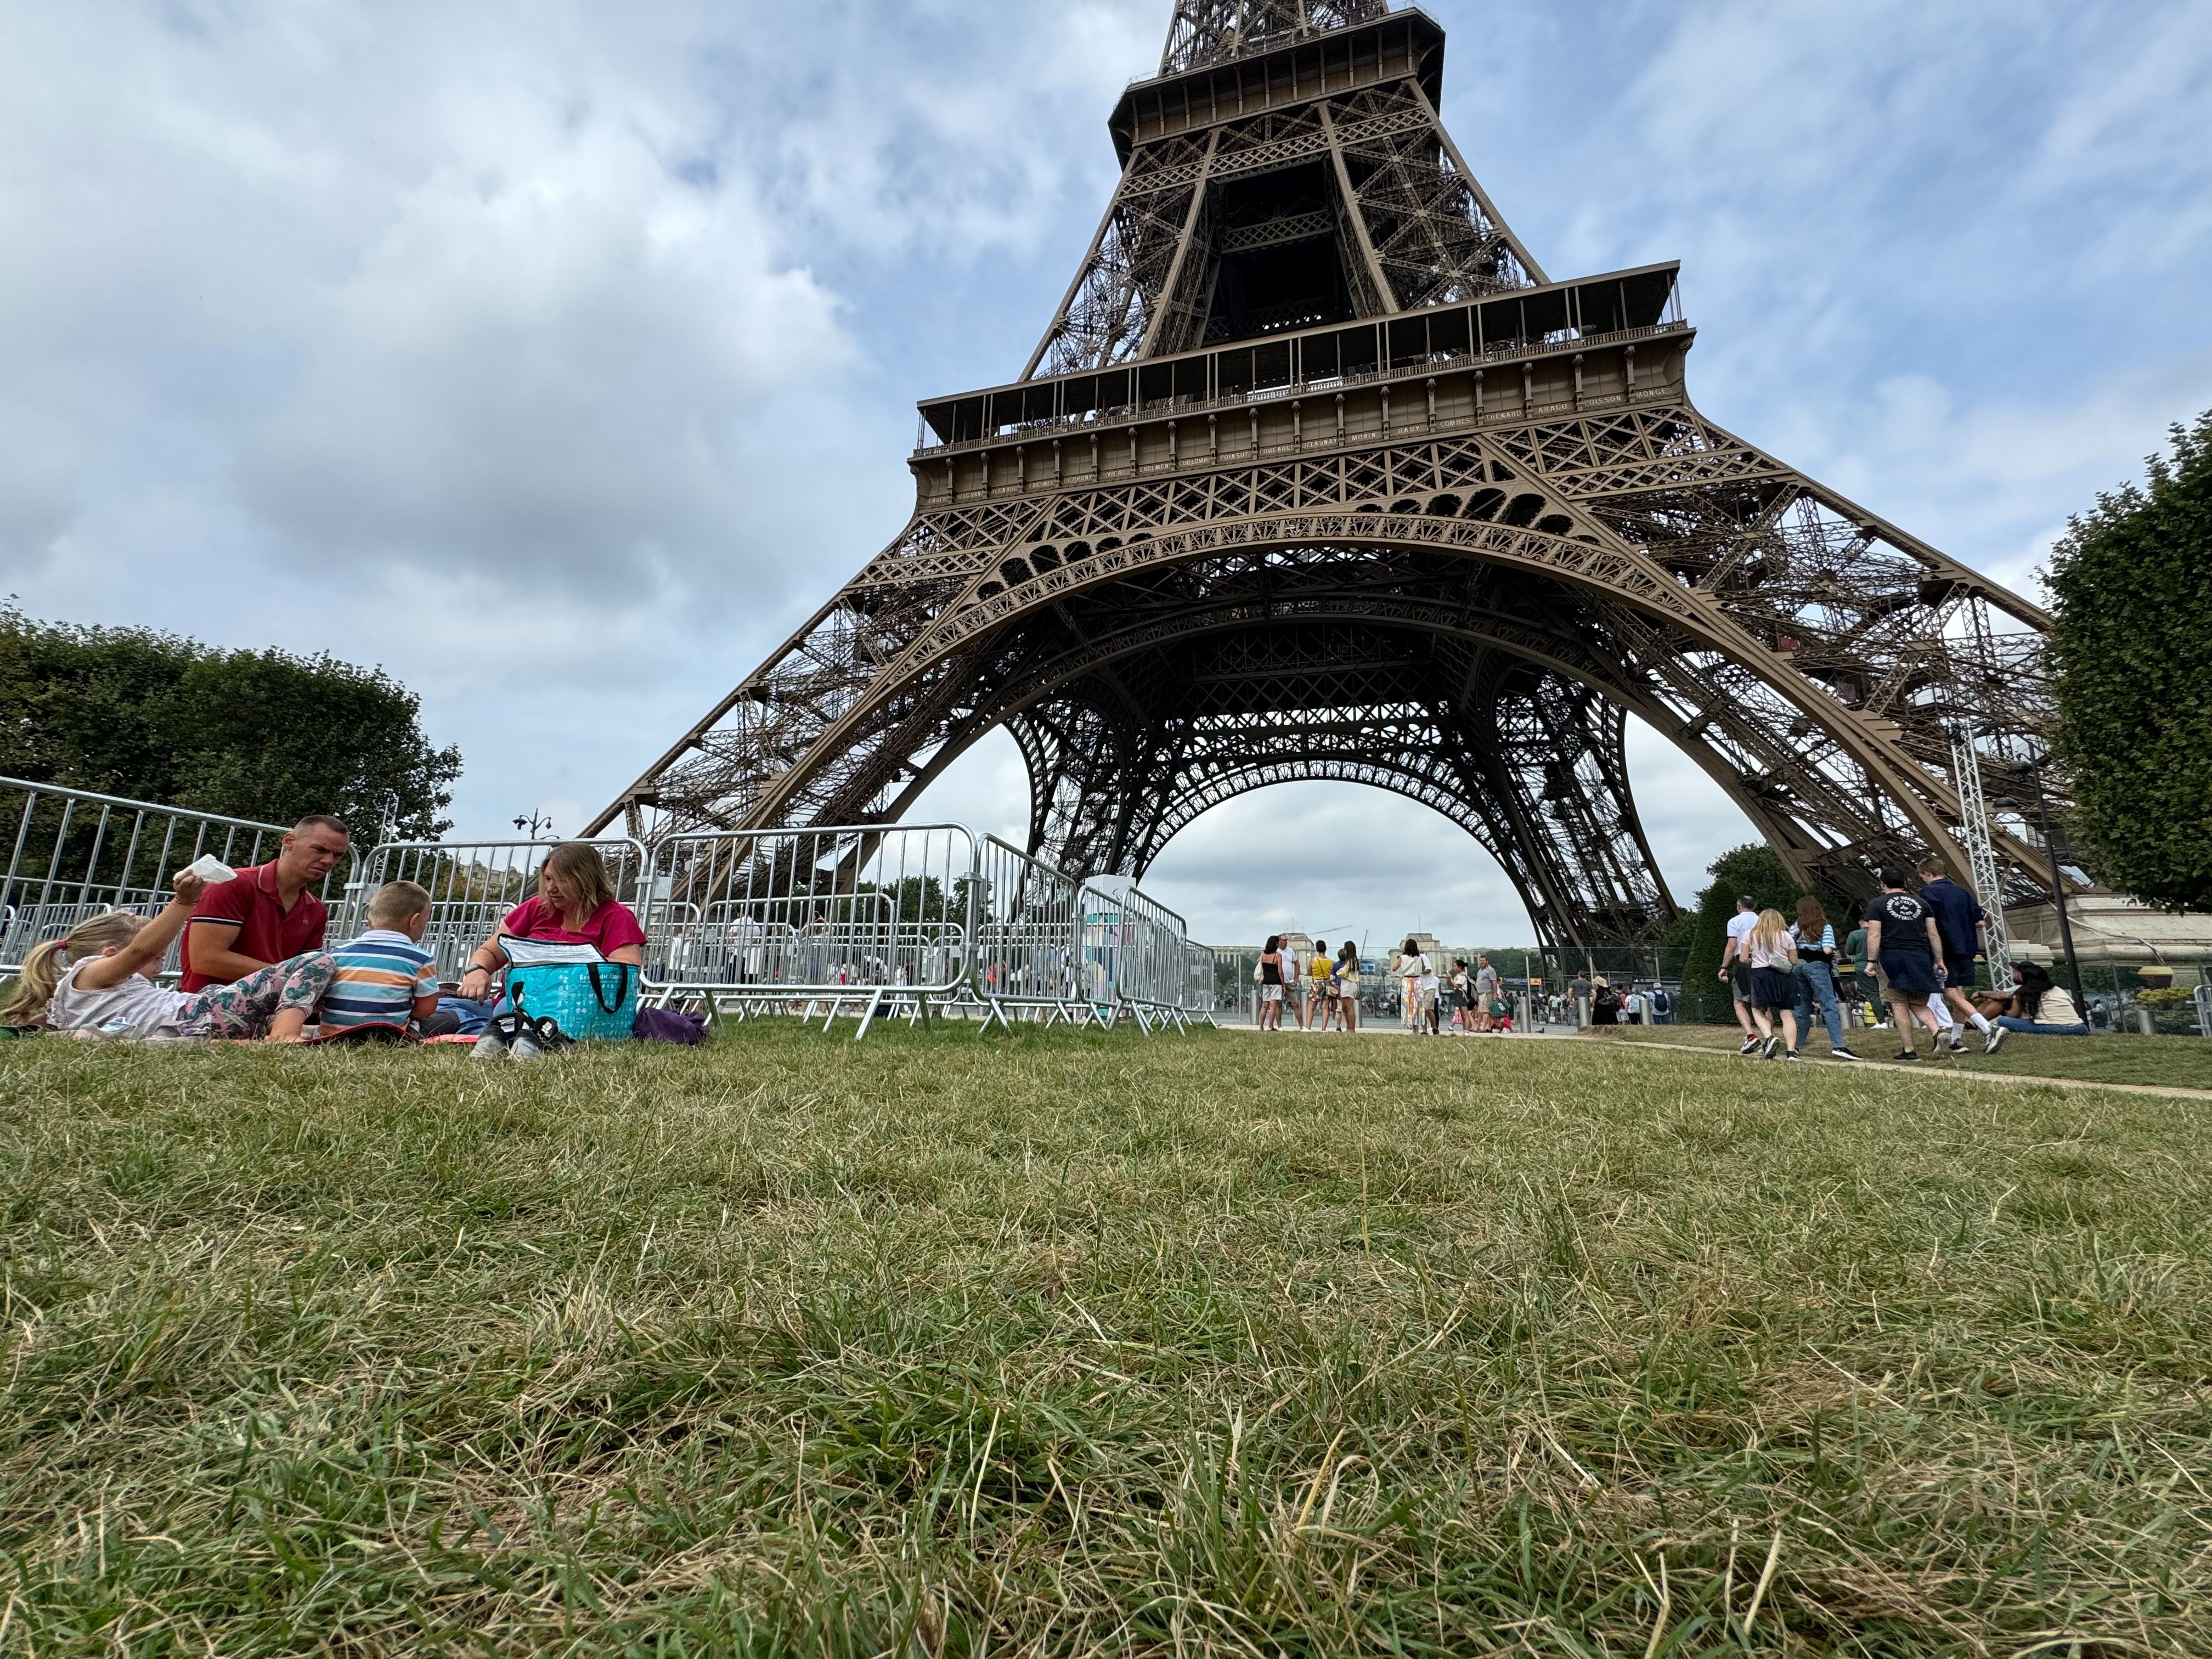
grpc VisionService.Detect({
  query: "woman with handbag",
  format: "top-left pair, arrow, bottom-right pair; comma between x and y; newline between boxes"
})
432,844 -> 647,1037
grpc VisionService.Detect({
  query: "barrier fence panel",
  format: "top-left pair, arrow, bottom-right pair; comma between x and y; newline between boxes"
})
350,838 -> 649,984
638,824 -> 977,1019
1080,880 -> 1191,1030
970,836 -> 1086,1024
1184,942 -> 1217,1022
1,777 -> 356,981
0,774 -> 1221,1043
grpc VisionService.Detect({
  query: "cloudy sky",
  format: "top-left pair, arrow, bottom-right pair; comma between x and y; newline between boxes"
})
3,0 -> 2208,947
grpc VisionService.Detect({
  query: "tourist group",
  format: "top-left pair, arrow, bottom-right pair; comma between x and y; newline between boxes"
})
1250,939 -> 1535,1035
1720,857 -> 2088,1063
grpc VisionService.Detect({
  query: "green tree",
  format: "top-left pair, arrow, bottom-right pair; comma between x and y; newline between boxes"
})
1678,844 -> 1806,1022
0,605 -> 460,838
2046,410 -> 2212,911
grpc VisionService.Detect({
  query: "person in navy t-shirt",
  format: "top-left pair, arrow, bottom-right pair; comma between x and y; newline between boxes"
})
1863,873 -> 1948,1060
1917,857 -> 1998,1050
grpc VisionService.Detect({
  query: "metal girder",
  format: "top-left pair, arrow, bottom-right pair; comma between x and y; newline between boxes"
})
1161,1 -> 1386,74
592,0 -> 2070,938
1023,15 -> 1538,376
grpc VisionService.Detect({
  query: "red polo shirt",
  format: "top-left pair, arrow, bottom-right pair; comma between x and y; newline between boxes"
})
180,861 -> 330,991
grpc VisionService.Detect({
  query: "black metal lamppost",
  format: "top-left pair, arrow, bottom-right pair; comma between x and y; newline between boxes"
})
2007,756 -> 2087,1017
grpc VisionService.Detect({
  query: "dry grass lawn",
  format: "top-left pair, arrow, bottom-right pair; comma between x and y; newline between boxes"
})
2,1023 -> 2208,1655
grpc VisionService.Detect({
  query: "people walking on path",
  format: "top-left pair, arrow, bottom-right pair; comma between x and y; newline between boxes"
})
1789,896 -> 1860,1060
1718,895 -> 1760,1050
1473,955 -> 1499,1030
1590,976 -> 1620,1025
1918,859 -> 2000,1052
1863,869 -> 1953,1060
1743,908 -> 1803,1059
1396,941 -> 1423,1031
1447,960 -> 1473,1031
1396,939 -> 1435,1034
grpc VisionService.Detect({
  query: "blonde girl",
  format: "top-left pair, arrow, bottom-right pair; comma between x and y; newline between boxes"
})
1743,907 -> 1802,1060
0,869 -> 336,1041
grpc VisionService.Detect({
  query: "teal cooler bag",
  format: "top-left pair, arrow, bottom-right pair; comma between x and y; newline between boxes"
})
504,940 -> 639,1042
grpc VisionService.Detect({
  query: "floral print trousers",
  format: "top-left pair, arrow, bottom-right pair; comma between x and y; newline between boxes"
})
177,953 -> 336,1040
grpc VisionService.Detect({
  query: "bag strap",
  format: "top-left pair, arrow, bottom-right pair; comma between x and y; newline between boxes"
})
586,963 -> 632,1014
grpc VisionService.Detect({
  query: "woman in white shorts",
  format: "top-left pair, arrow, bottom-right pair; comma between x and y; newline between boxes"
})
1255,935 -> 1289,1030
1334,941 -> 1362,1032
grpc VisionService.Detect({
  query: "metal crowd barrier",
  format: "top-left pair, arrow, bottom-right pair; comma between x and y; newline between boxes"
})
1183,941 -> 1219,1024
968,836 -> 1091,1030
0,776 -> 357,983
1080,880 -> 1194,1032
0,768 -> 1207,1044
635,823 -> 977,1037
345,837 -> 649,982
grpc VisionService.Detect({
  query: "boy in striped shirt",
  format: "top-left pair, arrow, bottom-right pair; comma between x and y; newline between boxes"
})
318,882 -> 440,1033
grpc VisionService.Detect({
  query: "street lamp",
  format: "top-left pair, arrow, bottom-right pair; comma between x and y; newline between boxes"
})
514,811 -> 555,842
2007,755 -> 2086,1015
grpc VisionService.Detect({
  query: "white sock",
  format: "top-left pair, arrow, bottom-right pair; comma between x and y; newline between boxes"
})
1968,1012 -> 1991,1032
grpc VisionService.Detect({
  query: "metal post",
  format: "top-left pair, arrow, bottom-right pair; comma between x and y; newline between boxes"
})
1946,724 -> 2013,986
2017,761 -> 2087,1018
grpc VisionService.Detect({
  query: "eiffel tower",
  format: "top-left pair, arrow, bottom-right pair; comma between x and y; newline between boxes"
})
588,0 -> 2058,949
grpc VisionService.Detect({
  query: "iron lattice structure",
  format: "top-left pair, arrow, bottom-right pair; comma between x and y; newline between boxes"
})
590,2 -> 2059,949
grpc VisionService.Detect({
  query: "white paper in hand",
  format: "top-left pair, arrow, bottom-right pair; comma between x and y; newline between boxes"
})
185,853 -> 237,885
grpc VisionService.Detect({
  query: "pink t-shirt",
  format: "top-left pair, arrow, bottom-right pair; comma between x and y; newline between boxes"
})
501,896 -> 647,958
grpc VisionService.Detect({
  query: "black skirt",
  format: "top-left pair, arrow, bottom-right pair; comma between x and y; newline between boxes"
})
1751,967 -> 1797,1010
1878,950 -> 1942,996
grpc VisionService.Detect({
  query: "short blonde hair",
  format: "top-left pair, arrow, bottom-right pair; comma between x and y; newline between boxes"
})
366,881 -> 432,928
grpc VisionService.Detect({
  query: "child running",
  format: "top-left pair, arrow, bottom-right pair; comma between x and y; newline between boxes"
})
0,869 -> 335,1041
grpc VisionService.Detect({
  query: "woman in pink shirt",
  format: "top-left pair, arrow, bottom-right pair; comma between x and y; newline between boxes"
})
433,844 -> 646,1032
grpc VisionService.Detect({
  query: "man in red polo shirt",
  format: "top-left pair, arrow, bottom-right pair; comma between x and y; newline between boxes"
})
180,815 -> 352,992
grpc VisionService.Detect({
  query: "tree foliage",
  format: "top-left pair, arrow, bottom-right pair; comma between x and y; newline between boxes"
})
0,605 -> 460,839
2046,410 -> 2212,911
1678,844 -> 1807,1022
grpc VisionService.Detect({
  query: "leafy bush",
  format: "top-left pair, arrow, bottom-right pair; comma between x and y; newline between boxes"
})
0,603 -> 460,837
1678,845 -> 1807,1021
2047,410 -> 2212,910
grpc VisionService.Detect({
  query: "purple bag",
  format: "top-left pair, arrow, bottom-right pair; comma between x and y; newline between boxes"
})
631,1007 -> 709,1046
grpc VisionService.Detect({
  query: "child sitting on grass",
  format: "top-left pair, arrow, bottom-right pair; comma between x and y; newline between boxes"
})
319,881 -> 441,1035
0,869 -> 336,1041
